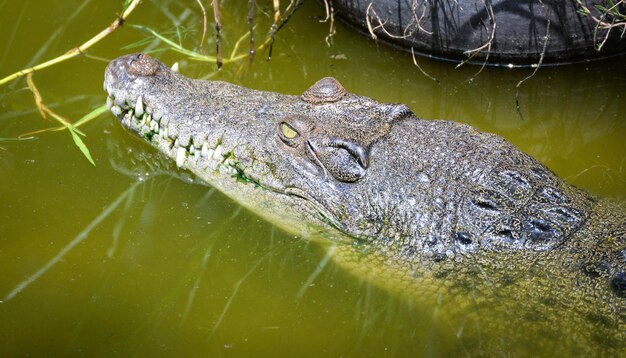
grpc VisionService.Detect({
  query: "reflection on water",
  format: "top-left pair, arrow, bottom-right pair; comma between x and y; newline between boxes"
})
0,0 -> 625,356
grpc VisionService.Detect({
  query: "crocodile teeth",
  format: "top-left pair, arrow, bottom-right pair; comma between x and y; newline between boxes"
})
106,96 -> 113,109
213,145 -> 223,160
171,62 -> 179,72
134,96 -> 144,118
201,143 -> 209,157
111,105 -> 122,116
176,146 -> 187,167
145,114 -> 152,126
206,148 -> 214,159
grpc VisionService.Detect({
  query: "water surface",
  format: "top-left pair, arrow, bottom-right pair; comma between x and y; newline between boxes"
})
1,0 -> 625,356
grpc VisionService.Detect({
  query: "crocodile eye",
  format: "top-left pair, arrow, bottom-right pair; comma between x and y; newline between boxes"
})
280,122 -> 299,139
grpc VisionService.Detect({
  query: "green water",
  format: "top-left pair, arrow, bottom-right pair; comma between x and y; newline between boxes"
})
1,0 -> 625,356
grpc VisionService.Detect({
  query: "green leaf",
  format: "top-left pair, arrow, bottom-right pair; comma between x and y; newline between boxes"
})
68,126 -> 95,166
73,104 -> 108,128
129,24 -> 217,62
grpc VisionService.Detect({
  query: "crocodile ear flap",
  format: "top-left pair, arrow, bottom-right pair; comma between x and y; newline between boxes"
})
380,103 -> 413,123
301,77 -> 348,104
316,138 -> 369,183
328,138 -> 368,168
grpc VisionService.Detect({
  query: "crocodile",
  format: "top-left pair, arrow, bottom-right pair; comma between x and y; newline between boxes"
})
104,53 -> 625,355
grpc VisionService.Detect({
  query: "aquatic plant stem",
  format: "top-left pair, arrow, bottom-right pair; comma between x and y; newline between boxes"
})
410,47 -> 439,83
25,73 -> 96,165
0,0 -> 142,87
248,0 -> 256,58
515,0 -> 550,120
26,73 -> 76,130
18,104 -> 108,138
212,0 -> 223,69
195,0 -> 208,52
131,24 -> 272,65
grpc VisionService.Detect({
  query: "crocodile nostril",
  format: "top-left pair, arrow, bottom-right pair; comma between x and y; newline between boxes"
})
128,53 -> 160,76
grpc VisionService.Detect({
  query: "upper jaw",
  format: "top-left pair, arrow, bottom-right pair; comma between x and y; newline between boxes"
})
104,56 -> 164,145
103,54 -> 290,194
104,54 -> 240,180
103,54 -> 332,218
105,54 -> 205,151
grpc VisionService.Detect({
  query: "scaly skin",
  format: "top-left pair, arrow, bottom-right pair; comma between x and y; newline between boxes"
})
105,53 -> 625,355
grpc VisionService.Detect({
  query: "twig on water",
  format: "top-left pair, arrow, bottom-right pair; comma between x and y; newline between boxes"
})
320,0 -> 336,45
366,3 -> 411,40
274,0 -> 305,34
195,0 -> 208,52
411,47 -> 439,83
212,0 -> 223,69
267,0 -> 306,60
576,0 -> 626,50
131,24 -> 271,65
25,74 -> 96,165
456,0 -> 495,78
516,0 -> 551,120
267,0 -> 282,60
18,105 -> 108,138
0,0 -> 142,87
248,0 -> 256,60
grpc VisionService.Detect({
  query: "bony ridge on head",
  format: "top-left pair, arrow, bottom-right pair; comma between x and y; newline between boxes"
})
301,77 -> 348,104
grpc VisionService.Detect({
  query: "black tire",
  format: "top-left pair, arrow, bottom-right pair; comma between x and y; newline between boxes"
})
329,0 -> 626,66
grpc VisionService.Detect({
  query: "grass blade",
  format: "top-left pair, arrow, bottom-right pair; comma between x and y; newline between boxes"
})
73,104 -> 108,128
68,125 -> 95,166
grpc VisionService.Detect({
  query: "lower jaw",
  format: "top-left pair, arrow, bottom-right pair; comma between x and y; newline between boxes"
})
108,95 -> 343,239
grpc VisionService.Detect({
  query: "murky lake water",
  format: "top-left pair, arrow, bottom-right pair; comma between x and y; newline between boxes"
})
1,1 -> 625,356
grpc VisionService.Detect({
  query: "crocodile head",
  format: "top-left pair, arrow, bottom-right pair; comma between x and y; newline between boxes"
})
104,54 -> 616,263
104,53 -> 412,241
